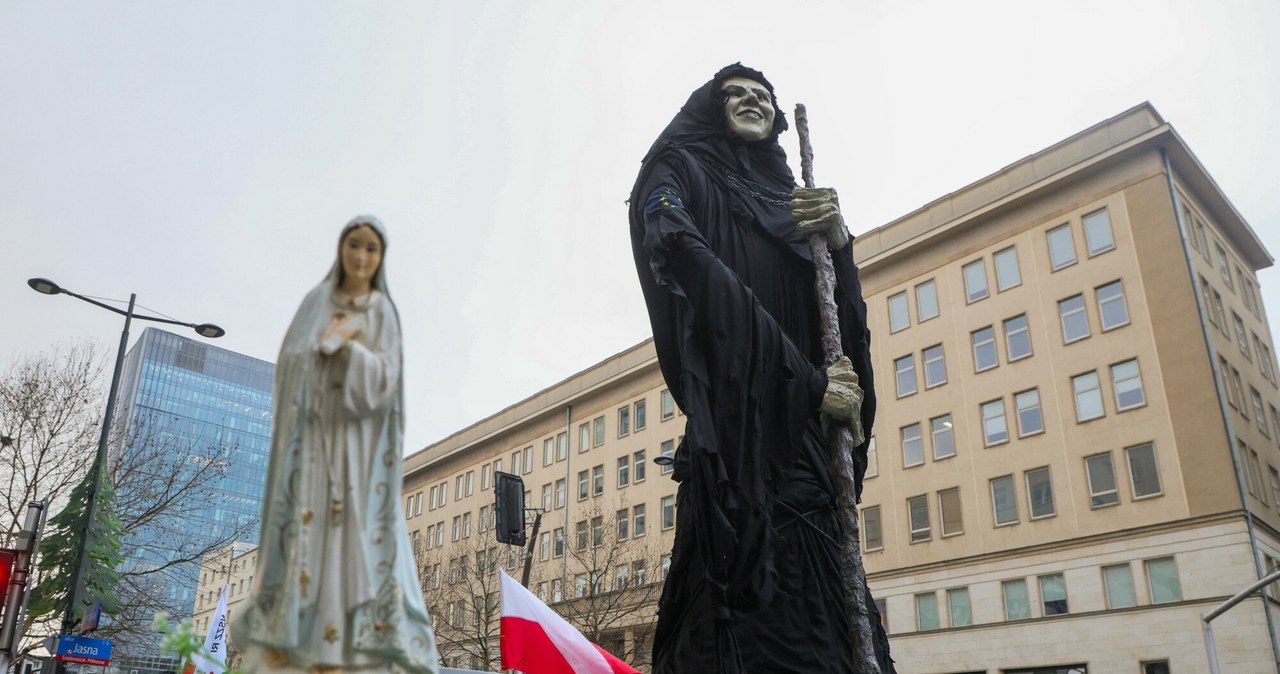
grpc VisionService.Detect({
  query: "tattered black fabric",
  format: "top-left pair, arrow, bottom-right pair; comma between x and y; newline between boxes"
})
629,64 -> 893,673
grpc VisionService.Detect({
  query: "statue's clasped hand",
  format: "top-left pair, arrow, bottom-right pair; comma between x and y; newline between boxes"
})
320,314 -> 362,356
820,356 -> 866,446
792,186 -> 850,250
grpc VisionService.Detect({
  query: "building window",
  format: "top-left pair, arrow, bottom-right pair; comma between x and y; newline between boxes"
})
1084,453 -> 1120,508
939,487 -> 963,536
1232,312 -> 1251,360
618,406 -> 631,437
1211,289 -> 1228,332
1039,573 -> 1068,615
999,317 -> 1031,365
481,464 -> 492,491
591,465 -> 604,496
616,509 -> 629,541
662,553 -> 672,580
865,435 -> 878,478
1126,442 -> 1162,498
916,279 -> 939,322
915,592 -> 939,631
907,494 -> 930,543
541,483 -> 552,511
894,354 -> 917,397
554,478 -> 566,509
553,527 -> 565,557
577,470 -> 589,501
634,399 -> 647,430
634,450 -> 647,483
994,246 -> 1021,291
1082,208 -> 1114,256
633,503 -> 646,536
1026,467 -> 1055,519
1103,563 -> 1137,609
1072,371 -> 1104,422
660,389 -> 675,420
1003,578 -> 1030,620
971,326 -> 998,372
523,446 -> 532,473
592,416 -> 605,447
660,439 -> 675,474
1145,557 -> 1182,603
429,485 -> 437,511
1047,224 -> 1076,270
617,456 -> 630,487
888,291 -> 909,333
556,432 -> 568,461
1142,661 -> 1171,674
1014,388 -> 1043,437
1199,275 -> 1216,326
591,516 -> 603,548
478,506 -> 489,532
981,398 -> 1008,446
1096,281 -> 1129,331
1058,294 -> 1090,343
931,414 -> 955,459
1270,467 -> 1280,510
1216,243 -> 1232,288
922,344 -> 947,388
962,259 -> 989,303
661,496 -> 675,529
863,505 -> 883,551
1111,359 -> 1145,411
902,423 -> 924,467
543,439 -> 554,467
948,587 -> 972,627
991,475 -> 1018,526
579,422 -> 590,454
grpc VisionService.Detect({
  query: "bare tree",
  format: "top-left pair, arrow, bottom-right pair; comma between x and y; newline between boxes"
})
539,499 -> 662,670
0,343 -> 103,538
416,532 -> 511,672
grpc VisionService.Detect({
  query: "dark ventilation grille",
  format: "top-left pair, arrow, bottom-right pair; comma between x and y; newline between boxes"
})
175,341 -> 208,373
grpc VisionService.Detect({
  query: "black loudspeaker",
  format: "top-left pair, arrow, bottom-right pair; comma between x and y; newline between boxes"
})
493,471 -> 526,546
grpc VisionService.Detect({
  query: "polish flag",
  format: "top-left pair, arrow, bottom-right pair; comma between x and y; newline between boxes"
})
499,568 -> 640,674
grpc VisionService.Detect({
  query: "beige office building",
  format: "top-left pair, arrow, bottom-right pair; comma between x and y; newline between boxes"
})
404,102 -> 1280,673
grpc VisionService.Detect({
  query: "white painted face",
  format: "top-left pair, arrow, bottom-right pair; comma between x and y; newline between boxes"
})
721,76 -> 776,142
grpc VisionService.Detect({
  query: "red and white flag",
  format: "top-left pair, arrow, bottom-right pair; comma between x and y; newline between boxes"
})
499,568 -> 640,674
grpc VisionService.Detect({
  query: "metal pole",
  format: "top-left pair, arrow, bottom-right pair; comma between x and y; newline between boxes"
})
57,294 -> 134,670
1202,568 -> 1280,674
0,500 -> 49,674
519,512 -> 542,589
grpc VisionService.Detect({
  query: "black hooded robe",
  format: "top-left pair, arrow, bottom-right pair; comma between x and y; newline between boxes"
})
629,65 -> 893,674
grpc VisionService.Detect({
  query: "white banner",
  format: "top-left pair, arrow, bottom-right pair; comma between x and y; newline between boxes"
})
192,585 -> 229,674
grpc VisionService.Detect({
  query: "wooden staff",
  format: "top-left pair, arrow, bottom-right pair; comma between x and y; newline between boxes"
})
794,103 -> 881,674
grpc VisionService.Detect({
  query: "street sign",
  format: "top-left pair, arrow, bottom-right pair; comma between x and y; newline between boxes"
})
54,635 -> 111,666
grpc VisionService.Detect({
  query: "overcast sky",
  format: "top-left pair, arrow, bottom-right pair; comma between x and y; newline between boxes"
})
3,1 -> 1277,452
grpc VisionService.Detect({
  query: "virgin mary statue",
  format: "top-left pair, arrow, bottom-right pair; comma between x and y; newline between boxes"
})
233,215 -> 439,674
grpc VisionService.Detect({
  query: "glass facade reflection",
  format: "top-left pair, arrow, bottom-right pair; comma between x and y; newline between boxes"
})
111,327 -> 273,623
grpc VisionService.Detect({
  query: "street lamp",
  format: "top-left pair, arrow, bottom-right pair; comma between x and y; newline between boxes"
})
26,277 -> 224,649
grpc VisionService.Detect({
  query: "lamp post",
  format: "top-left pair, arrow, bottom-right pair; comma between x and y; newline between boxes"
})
26,277 -> 224,654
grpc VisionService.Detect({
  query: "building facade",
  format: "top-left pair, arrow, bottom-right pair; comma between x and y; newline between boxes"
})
405,103 -> 1279,673
110,328 -> 273,669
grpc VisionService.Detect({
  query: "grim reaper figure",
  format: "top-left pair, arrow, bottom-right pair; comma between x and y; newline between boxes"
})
629,64 -> 894,673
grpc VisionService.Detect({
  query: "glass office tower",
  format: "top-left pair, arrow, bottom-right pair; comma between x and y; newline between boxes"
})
109,327 -> 273,656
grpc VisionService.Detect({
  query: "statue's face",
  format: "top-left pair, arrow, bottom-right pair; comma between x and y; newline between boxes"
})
721,76 -> 776,142
340,225 -> 383,289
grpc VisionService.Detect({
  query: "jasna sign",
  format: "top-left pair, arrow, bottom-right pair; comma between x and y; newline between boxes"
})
55,634 -> 113,666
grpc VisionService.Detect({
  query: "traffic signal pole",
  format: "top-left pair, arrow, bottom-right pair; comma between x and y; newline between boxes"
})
0,500 -> 49,674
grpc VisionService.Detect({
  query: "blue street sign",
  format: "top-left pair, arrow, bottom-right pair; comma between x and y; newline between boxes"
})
55,634 -> 112,666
